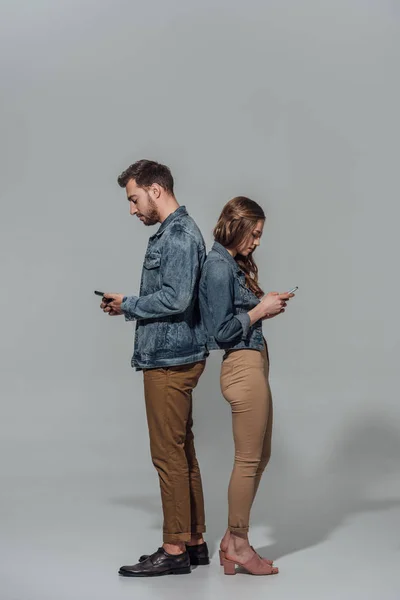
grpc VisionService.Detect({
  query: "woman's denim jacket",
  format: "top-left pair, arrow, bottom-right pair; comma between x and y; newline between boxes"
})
120,206 -> 208,370
199,242 -> 265,352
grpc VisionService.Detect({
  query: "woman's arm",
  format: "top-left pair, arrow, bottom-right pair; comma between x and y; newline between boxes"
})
205,260 -> 251,343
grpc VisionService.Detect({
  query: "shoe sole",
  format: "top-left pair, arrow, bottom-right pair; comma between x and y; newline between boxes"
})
139,556 -> 210,566
119,567 -> 191,577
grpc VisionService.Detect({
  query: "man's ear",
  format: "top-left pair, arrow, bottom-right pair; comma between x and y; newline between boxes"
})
150,183 -> 162,199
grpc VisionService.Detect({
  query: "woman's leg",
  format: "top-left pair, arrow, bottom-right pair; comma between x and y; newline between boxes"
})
252,345 -> 273,501
220,349 -> 270,534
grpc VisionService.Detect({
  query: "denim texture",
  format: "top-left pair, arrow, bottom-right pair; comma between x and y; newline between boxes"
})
199,241 -> 265,352
121,206 -> 208,369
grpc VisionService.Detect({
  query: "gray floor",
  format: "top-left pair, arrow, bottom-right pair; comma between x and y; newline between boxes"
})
1,370 -> 400,600
1,472 -> 400,600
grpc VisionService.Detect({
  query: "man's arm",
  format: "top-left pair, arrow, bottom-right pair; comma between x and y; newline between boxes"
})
205,260 -> 251,343
121,228 -> 200,320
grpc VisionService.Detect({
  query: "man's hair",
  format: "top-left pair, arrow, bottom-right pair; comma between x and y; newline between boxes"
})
117,159 -> 174,194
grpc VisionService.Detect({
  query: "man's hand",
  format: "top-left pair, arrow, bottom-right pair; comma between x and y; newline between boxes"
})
100,293 -> 125,316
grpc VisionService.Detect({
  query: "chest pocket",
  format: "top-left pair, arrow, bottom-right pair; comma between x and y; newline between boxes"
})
143,252 -> 162,294
238,279 -> 259,308
144,252 -> 161,270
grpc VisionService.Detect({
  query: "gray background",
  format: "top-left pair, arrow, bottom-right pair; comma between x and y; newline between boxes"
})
1,0 -> 399,598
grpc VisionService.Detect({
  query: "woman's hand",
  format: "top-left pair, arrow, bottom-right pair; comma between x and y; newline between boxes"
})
248,291 -> 294,325
259,292 -> 289,317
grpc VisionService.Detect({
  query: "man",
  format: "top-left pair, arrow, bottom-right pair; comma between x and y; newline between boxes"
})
100,160 -> 209,577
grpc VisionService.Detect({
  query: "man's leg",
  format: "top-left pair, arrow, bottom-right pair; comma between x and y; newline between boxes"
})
182,362 -> 206,543
143,361 -> 206,546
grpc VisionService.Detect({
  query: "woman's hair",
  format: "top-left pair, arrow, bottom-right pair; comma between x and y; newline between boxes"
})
213,196 -> 265,298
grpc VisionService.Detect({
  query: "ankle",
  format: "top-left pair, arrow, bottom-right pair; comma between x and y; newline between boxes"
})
163,542 -> 186,555
220,529 -> 230,550
186,534 -> 205,546
228,532 -> 251,553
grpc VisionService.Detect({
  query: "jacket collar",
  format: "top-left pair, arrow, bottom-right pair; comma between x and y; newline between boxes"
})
152,206 -> 188,239
211,241 -> 242,274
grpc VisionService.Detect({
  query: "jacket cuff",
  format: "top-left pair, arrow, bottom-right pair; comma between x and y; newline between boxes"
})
234,313 -> 251,340
121,295 -> 138,322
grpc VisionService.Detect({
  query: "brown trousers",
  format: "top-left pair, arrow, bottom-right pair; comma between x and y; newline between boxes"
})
220,343 -> 273,533
143,361 -> 206,543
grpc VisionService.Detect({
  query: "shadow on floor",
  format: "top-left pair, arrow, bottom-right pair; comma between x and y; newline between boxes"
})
109,359 -> 400,562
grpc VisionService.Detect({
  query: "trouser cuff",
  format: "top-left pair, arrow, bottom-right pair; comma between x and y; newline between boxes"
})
163,532 -> 192,543
163,525 -> 206,543
191,525 -> 206,534
228,525 -> 249,534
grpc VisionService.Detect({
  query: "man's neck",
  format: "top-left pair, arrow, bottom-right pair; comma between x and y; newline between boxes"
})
158,197 -> 180,223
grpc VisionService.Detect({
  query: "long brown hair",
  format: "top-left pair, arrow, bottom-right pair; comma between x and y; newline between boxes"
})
213,196 -> 265,298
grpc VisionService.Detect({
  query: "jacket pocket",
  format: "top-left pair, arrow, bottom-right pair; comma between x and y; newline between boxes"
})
143,252 -> 162,294
238,280 -> 259,308
144,252 -> 161,269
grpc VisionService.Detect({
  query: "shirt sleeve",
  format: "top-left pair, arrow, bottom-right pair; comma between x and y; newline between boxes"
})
205,260 -> 251,343
120,228 -> 200,320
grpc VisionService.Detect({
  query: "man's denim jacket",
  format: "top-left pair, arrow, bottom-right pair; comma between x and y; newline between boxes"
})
121,206 -> 208,370
199,242 -> 265,352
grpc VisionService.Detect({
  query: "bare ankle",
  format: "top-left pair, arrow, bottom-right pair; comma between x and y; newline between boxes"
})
220,529 -> 230,549
187,534 -> 205,546
163,542 -> 186,555
228,532 -> 251,553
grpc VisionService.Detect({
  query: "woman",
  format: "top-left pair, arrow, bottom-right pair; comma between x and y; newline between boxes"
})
199,197 -> 294,576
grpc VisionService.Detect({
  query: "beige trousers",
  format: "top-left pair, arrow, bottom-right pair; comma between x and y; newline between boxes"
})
220,343 -> 273,533
143,361 -> 206,543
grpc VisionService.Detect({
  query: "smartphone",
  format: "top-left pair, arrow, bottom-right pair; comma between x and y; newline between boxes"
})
94,290 -> 112,302
288,287 -> 298,294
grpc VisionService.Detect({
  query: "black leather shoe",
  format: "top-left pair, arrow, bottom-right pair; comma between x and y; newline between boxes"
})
119,547 -> 191,577
139,542 -> 209,566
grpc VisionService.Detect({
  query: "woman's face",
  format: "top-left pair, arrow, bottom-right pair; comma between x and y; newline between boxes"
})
236,219 -> 265,256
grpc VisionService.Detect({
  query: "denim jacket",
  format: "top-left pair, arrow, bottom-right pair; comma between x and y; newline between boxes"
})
121,206 -> 208,370
199,241 -> 265,352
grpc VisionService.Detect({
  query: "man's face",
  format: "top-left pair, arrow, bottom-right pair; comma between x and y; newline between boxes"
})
126,179 -> 160,226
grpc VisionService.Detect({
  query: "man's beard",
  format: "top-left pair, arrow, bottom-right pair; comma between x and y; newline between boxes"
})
139,193 -> 160,226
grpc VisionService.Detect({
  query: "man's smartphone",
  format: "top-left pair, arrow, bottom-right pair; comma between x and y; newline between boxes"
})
288,287 -> 298,294
94,290 -> 112,303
